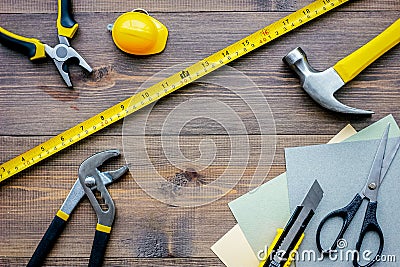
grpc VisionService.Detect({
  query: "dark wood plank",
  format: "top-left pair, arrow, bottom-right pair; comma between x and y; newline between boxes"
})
0,257 -> 225,267
0,134 -> 340,172
0,0 -> 398,13
0,0 -> 399,266
0,134 -> 329,259
0,12 -> 399,137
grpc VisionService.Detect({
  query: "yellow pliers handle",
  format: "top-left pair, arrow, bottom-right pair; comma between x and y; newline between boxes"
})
57,0 -> 79,38
0,27 -> 46,60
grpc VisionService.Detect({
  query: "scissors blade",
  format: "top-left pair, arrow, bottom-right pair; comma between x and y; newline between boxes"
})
380,136 -> 400,182
361,124 -> 390,201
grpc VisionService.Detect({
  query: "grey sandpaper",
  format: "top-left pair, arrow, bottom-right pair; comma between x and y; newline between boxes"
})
285,138 -> 400,267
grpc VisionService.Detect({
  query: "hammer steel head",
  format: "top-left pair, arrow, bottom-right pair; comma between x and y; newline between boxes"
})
283,47 -> 373,115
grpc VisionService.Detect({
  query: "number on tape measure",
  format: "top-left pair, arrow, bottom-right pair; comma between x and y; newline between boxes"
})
0,0 -> 350,183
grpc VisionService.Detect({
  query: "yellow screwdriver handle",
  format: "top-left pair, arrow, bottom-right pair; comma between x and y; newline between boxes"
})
333,19 -> 400,83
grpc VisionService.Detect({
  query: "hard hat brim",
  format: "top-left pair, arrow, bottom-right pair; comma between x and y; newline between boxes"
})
146,15 -> 168,55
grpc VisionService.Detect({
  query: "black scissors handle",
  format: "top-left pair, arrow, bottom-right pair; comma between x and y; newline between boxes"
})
316,194 -> 384,267
316,194 -> 363,253
353,201 -> 384,267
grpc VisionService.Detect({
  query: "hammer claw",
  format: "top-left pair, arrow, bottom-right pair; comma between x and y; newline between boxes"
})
318,94 -> 374,115
283,47 -> 373,115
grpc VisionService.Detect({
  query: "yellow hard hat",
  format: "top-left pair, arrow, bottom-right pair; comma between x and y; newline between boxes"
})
109,9 -> 168,55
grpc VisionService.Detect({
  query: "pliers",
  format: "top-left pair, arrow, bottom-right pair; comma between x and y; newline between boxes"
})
0,0 -> 92,87
27,150 -> 128,267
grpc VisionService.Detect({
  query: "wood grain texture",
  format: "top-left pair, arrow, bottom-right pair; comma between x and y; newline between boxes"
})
0,0 -> 399,266
0,135 -> 330,261
0,12 -> 399,136
0,0 -> 398,13
0,258 -> 224,267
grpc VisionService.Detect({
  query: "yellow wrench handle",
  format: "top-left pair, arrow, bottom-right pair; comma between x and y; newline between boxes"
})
334,18 -> 400,83
0,27 -> 46,60
57,0 -> 78,38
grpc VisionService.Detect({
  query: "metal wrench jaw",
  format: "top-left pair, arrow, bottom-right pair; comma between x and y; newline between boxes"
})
81,170 -> 116,227
79,150 -> 122,174
78,150 -> 126,226
102,165 -> 129,184
59,165 -> 128,217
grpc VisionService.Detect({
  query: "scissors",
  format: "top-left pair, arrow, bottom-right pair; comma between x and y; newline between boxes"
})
316,124 -> 400,267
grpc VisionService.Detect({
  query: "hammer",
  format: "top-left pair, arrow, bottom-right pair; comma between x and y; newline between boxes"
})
283,19 -> 400,115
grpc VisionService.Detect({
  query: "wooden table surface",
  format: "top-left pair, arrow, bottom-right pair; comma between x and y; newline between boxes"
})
0,0 -> 399,266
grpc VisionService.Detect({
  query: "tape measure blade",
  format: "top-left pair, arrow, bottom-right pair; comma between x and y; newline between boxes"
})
0,78 -> 183,182
0,0 -> 350,183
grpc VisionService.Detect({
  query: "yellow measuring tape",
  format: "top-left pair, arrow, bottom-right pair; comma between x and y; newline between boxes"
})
0,0 -> 349,183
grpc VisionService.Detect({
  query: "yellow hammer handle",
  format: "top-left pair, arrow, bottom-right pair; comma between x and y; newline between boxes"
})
334,18 -> 400,83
